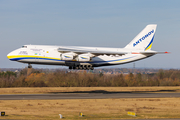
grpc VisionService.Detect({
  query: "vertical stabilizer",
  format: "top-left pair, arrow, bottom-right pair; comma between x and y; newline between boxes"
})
125,24 -> 157,51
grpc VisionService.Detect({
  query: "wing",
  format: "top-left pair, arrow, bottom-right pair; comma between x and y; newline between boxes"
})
57,47 -> 127,56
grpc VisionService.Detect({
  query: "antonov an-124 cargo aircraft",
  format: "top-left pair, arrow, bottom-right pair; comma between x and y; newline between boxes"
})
7,24 -> 168,70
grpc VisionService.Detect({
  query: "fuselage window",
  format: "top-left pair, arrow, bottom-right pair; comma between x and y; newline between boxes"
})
22,46 -> 27,48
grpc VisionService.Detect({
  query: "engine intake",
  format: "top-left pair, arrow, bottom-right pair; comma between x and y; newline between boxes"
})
77,55 -> 90,62
61,54 -> 73,60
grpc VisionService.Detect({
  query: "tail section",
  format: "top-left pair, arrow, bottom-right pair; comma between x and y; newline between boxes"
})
125,24 -> 157,51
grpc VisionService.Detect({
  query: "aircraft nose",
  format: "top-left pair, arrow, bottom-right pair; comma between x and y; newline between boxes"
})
7,51 -> 13,60
7,50 -> 17,60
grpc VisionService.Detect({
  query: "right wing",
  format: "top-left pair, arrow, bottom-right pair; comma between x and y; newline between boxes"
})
57,47 -> 128,56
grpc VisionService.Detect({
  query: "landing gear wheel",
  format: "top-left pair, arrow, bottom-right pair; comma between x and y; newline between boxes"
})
76,66 -> 79,70
69,66 -> 72,69
90,67 -> 94,70
28,64 -> 32,68
79,65 -> 83,70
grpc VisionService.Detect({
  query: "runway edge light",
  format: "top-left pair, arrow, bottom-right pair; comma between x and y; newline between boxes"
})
0,112 -> 5,116
127,111 -> 136,117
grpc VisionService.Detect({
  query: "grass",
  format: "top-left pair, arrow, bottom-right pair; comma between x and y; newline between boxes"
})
0,98 -> 180,119
0,86 -> 180,94
0,87 -> 180,119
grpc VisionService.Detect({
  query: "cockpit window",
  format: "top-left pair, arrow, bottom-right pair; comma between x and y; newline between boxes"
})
22,46 -> 27,48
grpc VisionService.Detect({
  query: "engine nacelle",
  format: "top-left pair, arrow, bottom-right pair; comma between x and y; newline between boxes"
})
61,54 -> 73,60
77,55 -> 90,62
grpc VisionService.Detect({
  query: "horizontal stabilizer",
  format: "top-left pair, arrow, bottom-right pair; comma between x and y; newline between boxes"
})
132,51 -> 170,55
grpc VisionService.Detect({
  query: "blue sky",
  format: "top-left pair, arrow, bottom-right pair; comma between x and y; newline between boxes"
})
0,0 -> 180,69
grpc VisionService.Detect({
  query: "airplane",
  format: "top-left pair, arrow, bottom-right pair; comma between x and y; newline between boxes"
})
7,24 -> 168,70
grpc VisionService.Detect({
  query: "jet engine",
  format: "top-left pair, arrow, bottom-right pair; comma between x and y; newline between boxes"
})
77,55 -> 90,62
61,54 -> 74,60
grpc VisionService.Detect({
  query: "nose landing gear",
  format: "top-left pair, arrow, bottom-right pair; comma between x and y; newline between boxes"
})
27,63 -> 32,75
28,63 -> 32,68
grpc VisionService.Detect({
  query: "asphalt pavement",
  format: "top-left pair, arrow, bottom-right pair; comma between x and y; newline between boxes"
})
0,92 -> 180,100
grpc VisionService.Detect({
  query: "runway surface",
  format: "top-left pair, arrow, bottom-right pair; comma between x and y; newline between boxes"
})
0,92 -> 180,100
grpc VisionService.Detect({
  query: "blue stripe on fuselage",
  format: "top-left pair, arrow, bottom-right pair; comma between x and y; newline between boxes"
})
10,56 -> 136,64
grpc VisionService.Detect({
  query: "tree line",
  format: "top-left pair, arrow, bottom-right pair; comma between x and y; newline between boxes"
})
0,68 -> 180,87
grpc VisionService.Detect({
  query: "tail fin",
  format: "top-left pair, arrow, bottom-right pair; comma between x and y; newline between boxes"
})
125,24 -> 157,51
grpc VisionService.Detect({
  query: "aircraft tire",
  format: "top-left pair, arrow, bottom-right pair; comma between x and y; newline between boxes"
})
76,66 -> 79,70
79,65 -> 83,70
90,67 -> 94,70
28,64 -> 32,68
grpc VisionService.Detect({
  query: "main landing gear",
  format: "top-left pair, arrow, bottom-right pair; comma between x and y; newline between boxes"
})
69,65 -> 94,70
